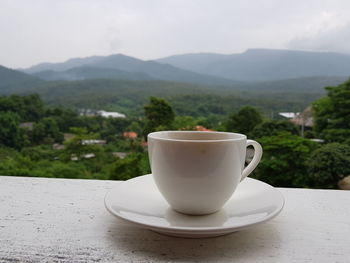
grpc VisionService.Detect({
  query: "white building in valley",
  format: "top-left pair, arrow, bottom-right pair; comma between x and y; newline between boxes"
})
79,109 -> 126,118
279,112 -> 299,119
97,110 -> 126,118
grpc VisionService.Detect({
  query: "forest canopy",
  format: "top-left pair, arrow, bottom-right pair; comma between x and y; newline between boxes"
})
0,78 -> 350,189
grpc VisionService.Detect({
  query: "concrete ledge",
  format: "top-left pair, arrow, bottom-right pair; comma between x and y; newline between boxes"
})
0,176 -> 349,262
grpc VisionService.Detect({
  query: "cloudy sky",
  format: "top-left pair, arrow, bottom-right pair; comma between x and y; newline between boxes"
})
1,0 -> 350,68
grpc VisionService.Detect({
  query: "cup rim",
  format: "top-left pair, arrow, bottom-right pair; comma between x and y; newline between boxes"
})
148,131 -> 247,142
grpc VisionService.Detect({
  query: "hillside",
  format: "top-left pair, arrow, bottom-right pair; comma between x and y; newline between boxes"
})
157,49 -> 350,81
21,56 -> 106,73
15,78 -> 326,117
1,63 -> 346,116
21,49 -> 350,84
240,76 -> 348,93
22,54 -> 236,85
32,67 -> 152,81
0,65 -> 43,93
0,58 -> 346,118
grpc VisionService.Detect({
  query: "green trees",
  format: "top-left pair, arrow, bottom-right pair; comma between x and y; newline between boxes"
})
32,117 -> 63,144
251,120 -> 299,138
313,79 -> 350,143
60,128 -> 102,162
1,88 -> 350,190
143,97 -> 175,136
252,132 -> 318,187
0,94 -> 45,121
0,149 -> 89,179
307,143 -> 350,188
225,106 -> 263,136
21,145 -> 56,161
109,153 -> 143,181
0,112 -> 27,149
173,116 -> 198,130
99,117 -> 131,142
46,108 -> 82,132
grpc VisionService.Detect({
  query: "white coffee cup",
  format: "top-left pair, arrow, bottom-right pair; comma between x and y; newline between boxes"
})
148,131 -> 263,215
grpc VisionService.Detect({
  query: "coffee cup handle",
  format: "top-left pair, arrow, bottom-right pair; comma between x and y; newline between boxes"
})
241,139 -> 263,181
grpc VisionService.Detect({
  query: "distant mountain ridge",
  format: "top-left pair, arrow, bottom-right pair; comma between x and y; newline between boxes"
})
21,56 -> 105,73
32,66 -> 152,81
17,78 -> 328,116
22,54 -> 237,85
1,63 -> 347,116
21,49 -> 350,83
156,49 -> 350,81
0,65 -> 43,93
2,48 -> 347,98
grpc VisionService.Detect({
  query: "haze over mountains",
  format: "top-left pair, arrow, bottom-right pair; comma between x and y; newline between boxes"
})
21,48 -> 350,83
0,65 -> 43,93
157,49 -> 350,81
0,48 -> 349,102
1,48 -> 349,114
21,54 -> 235,86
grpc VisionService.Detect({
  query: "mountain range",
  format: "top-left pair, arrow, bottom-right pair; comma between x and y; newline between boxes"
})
1,48 -> 349,102
20,48 -> 350,83
2,49 -> 350,115
157,49 -> 350,81
21,54 -> 235,85
0,65 -> 43,93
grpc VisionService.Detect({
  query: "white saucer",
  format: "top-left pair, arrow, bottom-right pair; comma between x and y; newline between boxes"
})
105,174 -> 284,238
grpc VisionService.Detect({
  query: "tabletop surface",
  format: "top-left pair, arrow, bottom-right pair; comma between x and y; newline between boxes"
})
0,175 -> 349,263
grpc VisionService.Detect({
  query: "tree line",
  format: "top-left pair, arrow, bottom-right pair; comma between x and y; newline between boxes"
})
0,79 -> 350,189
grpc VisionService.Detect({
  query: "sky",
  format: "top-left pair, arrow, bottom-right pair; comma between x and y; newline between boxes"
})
1,0 -> 350,68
